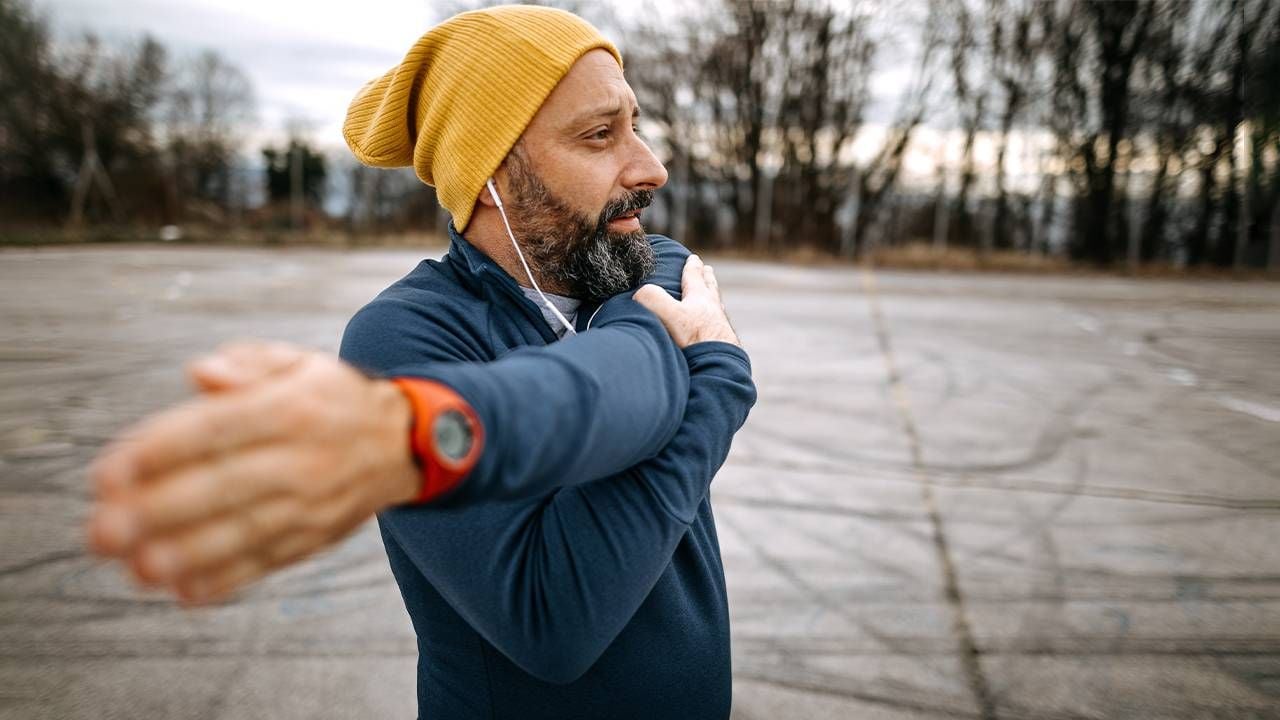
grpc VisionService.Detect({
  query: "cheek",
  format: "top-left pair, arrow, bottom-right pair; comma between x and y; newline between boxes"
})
574,179 -> 615,218
552,154 -> 623,215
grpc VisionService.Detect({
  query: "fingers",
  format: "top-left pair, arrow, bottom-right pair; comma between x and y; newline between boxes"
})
634,255 -> 713,311
87,504 -> 139,554
681,253 -> 708,298
634,282 -> 688,344
168,511 -> 343,604
177,550 -> 270,602
633,283 -> 679,314
634,256 -> 735,349
90,383 -> 289,495
177,554 -> 267,605
188,340 -> 306,393
89,445 -> 299,555
132,495 -> 302,585
177,529 -> 327,605
84,347 -> 400,606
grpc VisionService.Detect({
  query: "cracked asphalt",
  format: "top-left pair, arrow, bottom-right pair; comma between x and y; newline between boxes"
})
2,245 -> 1278,719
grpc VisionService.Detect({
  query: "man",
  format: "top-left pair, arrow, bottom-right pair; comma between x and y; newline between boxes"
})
87,6 -> 754,719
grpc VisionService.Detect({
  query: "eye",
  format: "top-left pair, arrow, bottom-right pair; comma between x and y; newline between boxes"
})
587,127 -> 611,141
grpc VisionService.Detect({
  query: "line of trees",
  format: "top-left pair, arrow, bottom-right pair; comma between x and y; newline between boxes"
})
625,0 -> 1280,268
4,0 -> 1278,269
1,0 -> 252,226
0,0 -> 353,232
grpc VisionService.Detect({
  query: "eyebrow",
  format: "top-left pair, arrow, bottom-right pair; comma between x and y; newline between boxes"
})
568,101 -> 640,129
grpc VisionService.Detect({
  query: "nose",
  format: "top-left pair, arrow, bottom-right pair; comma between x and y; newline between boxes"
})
621,132 -> 668,192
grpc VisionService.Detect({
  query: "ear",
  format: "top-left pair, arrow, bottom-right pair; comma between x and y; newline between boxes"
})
477,177 -> 498,208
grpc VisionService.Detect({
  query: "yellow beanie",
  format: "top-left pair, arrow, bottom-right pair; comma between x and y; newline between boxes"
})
342,6 -> 623,231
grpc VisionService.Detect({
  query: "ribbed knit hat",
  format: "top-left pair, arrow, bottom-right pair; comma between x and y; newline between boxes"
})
342,6 -> 623,231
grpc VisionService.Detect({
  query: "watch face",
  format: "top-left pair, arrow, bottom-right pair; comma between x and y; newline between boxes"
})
433,409 -> 473,462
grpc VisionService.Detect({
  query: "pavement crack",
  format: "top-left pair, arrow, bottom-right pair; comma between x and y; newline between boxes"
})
860,267 -> 999,720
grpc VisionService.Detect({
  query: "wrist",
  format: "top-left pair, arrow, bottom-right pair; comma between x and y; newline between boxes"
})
690,328 -> 740,348
388,377 -> 483,504
375,379 -> 422,507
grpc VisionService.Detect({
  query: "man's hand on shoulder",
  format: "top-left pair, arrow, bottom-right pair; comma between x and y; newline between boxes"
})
634,254 -> 741,349
86,341 -> 419,605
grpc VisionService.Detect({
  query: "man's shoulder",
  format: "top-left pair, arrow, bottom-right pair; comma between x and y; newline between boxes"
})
644,234 -> 691,298
647,233 -> 690,260
374,256 -> 474,299
356,260 -> 486,327
340,260 -> 492,373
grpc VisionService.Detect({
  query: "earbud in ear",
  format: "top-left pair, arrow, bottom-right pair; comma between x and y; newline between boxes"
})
486,178 -> 504,208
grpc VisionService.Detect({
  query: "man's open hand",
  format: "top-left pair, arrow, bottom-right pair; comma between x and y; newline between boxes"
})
86,341 -> 420,605
634,254 -> 740,349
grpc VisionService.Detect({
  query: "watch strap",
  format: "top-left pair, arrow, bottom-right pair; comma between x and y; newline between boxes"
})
390,377 -> 483,503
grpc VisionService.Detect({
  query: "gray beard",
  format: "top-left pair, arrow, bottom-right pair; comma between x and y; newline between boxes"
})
534,228 -> 656,304
503,146 -> 657,304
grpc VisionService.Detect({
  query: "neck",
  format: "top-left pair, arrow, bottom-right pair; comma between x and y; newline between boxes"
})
463,206 -> 573,296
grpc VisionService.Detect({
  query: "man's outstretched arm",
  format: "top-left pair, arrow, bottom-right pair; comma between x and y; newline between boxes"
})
85,252 -> 735,603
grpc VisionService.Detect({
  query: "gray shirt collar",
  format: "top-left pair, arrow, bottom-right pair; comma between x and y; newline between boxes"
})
520,286 -> 581,338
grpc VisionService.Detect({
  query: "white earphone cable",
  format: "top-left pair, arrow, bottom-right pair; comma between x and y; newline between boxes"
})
486,178 -> 578,336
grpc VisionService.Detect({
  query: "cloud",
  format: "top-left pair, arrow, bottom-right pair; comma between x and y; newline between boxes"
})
35,0 -> 432,148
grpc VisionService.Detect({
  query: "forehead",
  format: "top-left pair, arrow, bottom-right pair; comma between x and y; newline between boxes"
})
526,49 -> 636,133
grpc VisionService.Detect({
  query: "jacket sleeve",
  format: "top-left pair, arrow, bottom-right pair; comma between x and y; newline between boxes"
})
376,341 -> 756,683
339,237 -> 692,505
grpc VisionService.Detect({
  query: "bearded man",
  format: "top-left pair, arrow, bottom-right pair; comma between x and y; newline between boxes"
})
87,6 -> 755,719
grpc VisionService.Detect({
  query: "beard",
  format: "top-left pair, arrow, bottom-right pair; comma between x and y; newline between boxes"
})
503,150 -> 656,304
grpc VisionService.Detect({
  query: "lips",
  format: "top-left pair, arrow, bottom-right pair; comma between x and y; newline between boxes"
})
598,190 -> 654,230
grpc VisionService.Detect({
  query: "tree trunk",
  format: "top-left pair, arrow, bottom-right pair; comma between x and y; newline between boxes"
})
954,123 -> 979,248
753,168 -> 773,253
1235,125 -> 1251,270
1140,146 -> 1171,262
932,184 -> 949,252
1188,155 -> 1219,266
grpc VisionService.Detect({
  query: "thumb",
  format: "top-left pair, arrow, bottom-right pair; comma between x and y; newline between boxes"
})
187,341 -> 306,393
633,283 -> 679,318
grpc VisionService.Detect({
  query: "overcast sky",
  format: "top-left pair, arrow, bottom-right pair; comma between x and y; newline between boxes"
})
35,0 -> 443,149
31,1 -> 995,192
32,1 -> 907,148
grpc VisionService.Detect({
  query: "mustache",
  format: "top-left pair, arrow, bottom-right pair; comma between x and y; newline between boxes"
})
597,189 -> 654,227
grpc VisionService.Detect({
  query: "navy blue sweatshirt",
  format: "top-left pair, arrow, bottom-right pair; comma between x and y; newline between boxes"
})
339,227 -> 756,719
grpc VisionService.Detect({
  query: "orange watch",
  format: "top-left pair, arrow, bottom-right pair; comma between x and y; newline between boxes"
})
390,377 -> 484,504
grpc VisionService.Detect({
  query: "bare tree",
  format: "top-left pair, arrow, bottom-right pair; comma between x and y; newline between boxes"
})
848,1 -> 943,256
1130,0 -> 1198,263
774,1 -> 877,254
164,50 -> 256,222
985,0 -> 1044,251
1044,0 -> 1155,266
1213,0 -> 1269,267
944,0 -> 990,251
